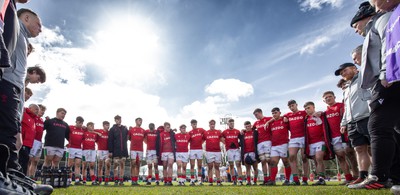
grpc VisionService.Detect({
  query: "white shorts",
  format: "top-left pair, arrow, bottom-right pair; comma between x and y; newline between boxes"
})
271,144 -> 288,158
206,151 -> 221,164
130,150 -> 144,161
161,152 -> 174,161
227,148 -> 241,162
97,150 -> 109,161
189,149 -> 203,160
176,152 -> 189,163
332,136 -> 347,152
289,137 -> 305,148
257,141 -> 271,155
29,140 -> 42,158
146,150 -> 158,164
309,141 -> 325,157
244,152 -> 256,164
68,148 -> 82,159
44,146 -> 64,158
83,150 -> 96,162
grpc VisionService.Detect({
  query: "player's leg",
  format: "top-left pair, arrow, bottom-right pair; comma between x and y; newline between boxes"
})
335,149 -> 352,184
97,159 -> 104,184
252,161 -> 259,185
207,162 -> 213,185
182,161 -> 188,184
89,161 -> 96,185
119,158 -> 125,185
345,146 -> 359,179
113,158 -> 119,185
282,156 -> 291,185
167,157 -> 174,185
245,163 -> 251,185
82,160 -> 88,184
162,158 -> 168,185
235,160 -> 243,185
313,149 -> 326,186
215,162 -> 221,185
289,147 -> 300,185
104,158 -> 111,185
189,158 -> 196,184
177,160 -> 182,185
197,158 -> 203,184
301,148 -> 310,185
268,156 -> 279,185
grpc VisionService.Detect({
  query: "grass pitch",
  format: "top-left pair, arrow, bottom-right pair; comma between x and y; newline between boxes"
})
52,181 -> 392,195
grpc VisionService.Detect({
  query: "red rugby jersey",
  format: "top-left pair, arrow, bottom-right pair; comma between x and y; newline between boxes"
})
269,118 -> 289,146
68,125 -> 84,149
161,131 -> 173,153
222,128 -> 240,150
306,116 -> 325,144
253,117 -> 272,143
204,129 -> 221,152
128,127 -> 145,151
325,102 -> 344,139
145,129 -> 157,151
34,116 -> 44,141
284,110 -> 307,139
95,129 -> 108,151
82,130 -> 97,150
243,130 -> 255,153
175,133 -> 190,152
21,108 -> 36,148
189,128 -> 205,150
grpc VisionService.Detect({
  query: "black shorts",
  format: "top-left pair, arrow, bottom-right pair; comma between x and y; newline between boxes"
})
348,117 -> 370,147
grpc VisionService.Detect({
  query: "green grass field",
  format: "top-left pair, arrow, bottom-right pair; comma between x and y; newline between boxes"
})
52,181 -> 393,195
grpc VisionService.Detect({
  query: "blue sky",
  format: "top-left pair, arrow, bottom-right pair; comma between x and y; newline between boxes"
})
25,0 -> 365,129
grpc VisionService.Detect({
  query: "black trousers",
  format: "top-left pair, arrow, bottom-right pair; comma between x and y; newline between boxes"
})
18,146 -> 31,175
0,79 -> 22,171
369,81 -> 400,182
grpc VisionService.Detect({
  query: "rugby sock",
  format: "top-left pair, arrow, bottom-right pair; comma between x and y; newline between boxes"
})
253,177 -> 257,183
105,176 -> 109,182
263,174 -> 269,182
114,176 -> 119,181
271,167 -> 278,181
238,176 -> 243,182
119,178 -> 123,182
91,175 -> 96,182
147,175 -> 152,182
209,178 -> 213,183
155,174 -> 160,181
232,176 -> 236,182
360,171 -> 368,179
83,177 -> 87,182
247,176 -> 251,183
302,176 -> 308,182
293,174 -> 299,182
131,176 -> 135,182
75,177 -> 80,182
284,167 -> 291,180
99,177 -> 103,183
190,173 -> 195,182
345,173 -> 353,181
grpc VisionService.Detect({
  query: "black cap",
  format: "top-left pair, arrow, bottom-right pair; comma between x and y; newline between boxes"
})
351,2 -> 375,27
335,63 -> 356,76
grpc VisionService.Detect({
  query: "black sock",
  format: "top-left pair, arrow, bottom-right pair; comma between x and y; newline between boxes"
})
359,171 -> 368,179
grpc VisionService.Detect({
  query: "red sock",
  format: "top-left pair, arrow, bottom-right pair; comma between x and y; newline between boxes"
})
148,175 -> 152,180
191,175 -> 195,179
131,176 -> 135,181
302,176 -> 308,182
155,174 -> 160,180
91,175 -> 96,182
105,177 -> 109,182
247,176 -> 250,182
120,178 -> 123,182
232,176 -> 236,182
345,174 -> 352,181
284,167 -> 291,180
114,176 -> 119,181
253,177 -> 257,183
293,176 -> 299,182
169,177 -> 172,182
264,176 -> 270,182
83,177 -> 87,182
99,177 -> 103,183
271,167 -> 278,181
209,178 -> 213,183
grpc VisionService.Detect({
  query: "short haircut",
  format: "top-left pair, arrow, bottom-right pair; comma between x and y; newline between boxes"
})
114,115 -> 121,120
271,107 -> 280,112
27,65 -> 46,83
17,8 -> 38,18
38,104 -> 46,111
322,91 -> 335,97
287,99 -> 297,106
228,118 -> 234,122
337,79 -> 347,89
253,108 -> 262,114
103,121 -> 110,125
190,119 -> 197,124
87,122 -> 94,127
352,44 -> 363,55
76,116 -> 84,123
209,119 -> 216,124
164,122 -> 170,127
303,101 -> 315,108
56,108 -> 67,113
180,124 -> 186,128
135,117 -> 142,122
25,87 -> 33,95
244,121 -> 251,125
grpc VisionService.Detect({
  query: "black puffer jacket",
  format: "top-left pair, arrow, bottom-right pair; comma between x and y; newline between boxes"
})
108,124 -> 129,158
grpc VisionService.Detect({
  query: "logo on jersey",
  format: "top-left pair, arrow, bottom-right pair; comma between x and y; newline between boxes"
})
326,112 -> 340,118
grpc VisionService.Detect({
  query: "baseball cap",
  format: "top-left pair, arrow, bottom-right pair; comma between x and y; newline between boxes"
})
334,63 -> 356,76
350,2 -> 376,27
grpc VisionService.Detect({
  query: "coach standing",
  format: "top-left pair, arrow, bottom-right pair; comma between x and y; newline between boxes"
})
108,115 -> 128,186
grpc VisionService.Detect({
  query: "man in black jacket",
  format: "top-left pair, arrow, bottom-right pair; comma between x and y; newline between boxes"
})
108,115 -> 128,186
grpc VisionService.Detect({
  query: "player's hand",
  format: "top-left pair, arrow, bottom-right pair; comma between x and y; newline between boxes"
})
340,126 -> 347,134
240,129 -> 245,135
313,111 -> 322,117
381,79 -> 392,88
283,117 -> 288,123
15,133 -> 22,151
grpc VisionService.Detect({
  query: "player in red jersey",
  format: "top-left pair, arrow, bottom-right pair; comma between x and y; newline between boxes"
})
252,108 -> 272,185
204,119 -> 223,186
144,123 -> 160,185
128,118 -> 145,186
95,121 -> 111,185
19,104 -> 39,175
175,124 -> 191,185
188,119 -> 205,185
322,91 -> 355,184
221,119 -> 242,185
160,122 -> 176,185
67,116 -> 85,185
283,100 -> 310,185
304,101 -> 334,186
241,121 -> 258,185
266,107 -> 291,186
28,104 -> 46,180
81,122 -> 99,185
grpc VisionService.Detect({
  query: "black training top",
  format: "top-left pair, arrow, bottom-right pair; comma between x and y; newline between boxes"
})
43,118 -> 70,148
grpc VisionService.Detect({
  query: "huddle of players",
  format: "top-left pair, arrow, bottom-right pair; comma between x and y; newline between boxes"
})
54,90 -> 356,187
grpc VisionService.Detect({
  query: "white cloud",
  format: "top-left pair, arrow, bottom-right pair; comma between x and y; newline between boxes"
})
299,0 -> 344,11
300,36 -> 331,55
205,78 -> 254,102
